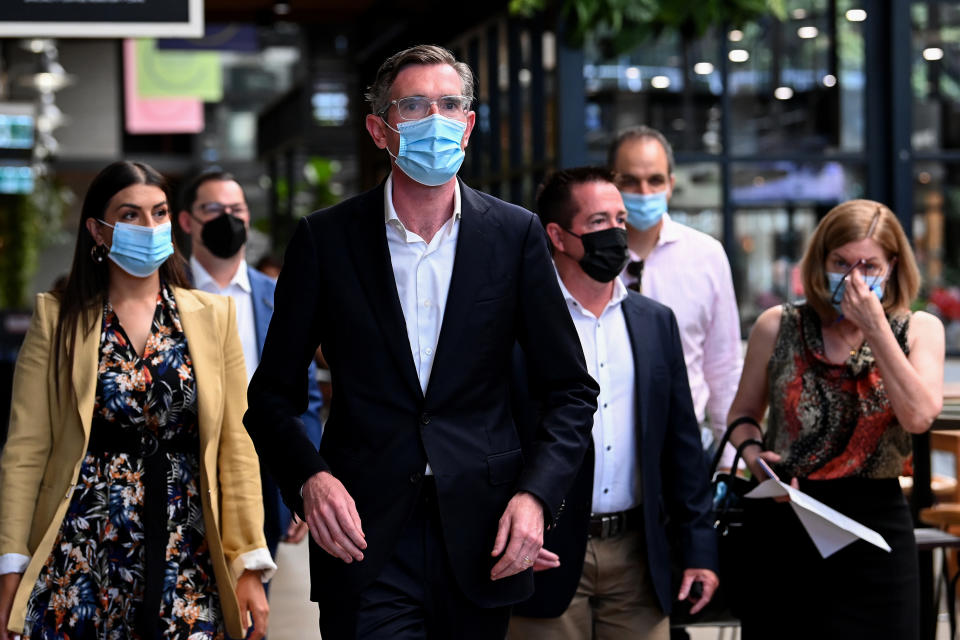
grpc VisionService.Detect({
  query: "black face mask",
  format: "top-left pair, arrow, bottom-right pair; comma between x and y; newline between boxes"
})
563,227 -> 630,283
201,213 -> 247,259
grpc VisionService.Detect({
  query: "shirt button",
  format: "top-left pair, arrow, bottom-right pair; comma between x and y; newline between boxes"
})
603,403 -> 608,409
423,299 -> 431,308
606,445 -> 612,451
424,347 -> 433,356
603,488 -> 609,494
600,363 -> 604,368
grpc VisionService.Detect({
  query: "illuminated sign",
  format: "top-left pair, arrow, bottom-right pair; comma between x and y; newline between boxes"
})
0,0 -> 203,38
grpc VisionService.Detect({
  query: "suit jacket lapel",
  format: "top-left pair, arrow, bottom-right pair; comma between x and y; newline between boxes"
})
345,184 -> 423,400
247,266 -> 273,353
622,295 -> 652,442
176,288 -> 220,464
72,306 -> 101,439
426,183 -> 495,401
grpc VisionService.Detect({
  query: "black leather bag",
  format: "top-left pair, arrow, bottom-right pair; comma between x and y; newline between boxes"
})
709,416 -> 764,618
670,418 -> 763,625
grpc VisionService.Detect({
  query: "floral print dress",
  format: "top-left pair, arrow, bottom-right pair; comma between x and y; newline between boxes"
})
24,285 -> 224,640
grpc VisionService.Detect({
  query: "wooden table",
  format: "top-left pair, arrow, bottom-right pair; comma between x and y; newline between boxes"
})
914,385 -> 960,640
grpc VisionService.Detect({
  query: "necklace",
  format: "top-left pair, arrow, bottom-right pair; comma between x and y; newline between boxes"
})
833,325 -> 863,357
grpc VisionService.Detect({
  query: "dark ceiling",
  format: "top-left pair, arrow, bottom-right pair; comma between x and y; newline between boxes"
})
203,0 -> 413,26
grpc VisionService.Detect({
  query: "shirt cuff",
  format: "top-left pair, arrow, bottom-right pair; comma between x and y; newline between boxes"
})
0,553 -> 29,575
231,548 -> 278,583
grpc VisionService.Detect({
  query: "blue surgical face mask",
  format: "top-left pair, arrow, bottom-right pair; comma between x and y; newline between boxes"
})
98,220 -> 174,278
383,113 -> 467,186
826,270 -> 885,314
621,190 -> 668,230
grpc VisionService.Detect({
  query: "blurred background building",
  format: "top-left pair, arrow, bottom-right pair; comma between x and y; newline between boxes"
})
2,0 -> 960,438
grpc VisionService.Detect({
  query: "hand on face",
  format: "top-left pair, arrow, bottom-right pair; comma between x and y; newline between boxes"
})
839,262 -> 887,333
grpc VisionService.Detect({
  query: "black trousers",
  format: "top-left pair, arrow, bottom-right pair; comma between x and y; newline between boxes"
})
738,477 -> 919,640
318,478 -> 511,639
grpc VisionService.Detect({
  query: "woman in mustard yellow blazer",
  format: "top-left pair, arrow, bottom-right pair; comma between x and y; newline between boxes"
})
0,161 -> 273,640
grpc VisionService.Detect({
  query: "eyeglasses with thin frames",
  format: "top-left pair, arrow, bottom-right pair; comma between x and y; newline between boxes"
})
829,258 -> 886,306
379,95 -> 472,121
197,202 -> 247,217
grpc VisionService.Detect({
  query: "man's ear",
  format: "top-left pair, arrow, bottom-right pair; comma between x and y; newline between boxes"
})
460,110 -> 476,150
178,210 -> 193,235
365,114 -> 389,150
545,222 -> 566,254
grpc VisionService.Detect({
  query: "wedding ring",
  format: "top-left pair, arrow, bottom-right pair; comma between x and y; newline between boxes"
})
523,555 -> 532,565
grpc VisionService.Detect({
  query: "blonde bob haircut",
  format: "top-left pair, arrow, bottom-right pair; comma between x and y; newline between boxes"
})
801,199 -> 920,320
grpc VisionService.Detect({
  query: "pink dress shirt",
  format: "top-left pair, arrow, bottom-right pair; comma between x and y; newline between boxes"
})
621,213 -> 743,467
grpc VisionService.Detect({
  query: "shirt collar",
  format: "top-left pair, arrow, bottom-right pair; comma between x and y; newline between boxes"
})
629,212 -> 679,264
555,267 -> 628,317
383,173 -> 462,230
655,212 -> 681,247
190,255 -> 251,293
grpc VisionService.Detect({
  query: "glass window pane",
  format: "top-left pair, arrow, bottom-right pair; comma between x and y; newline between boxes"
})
729,0 -> 865,154
669,162 -> 722,240
730,161 -> 865,329
733,207 -> 819,330
911,3 -> 960,151
913,161 -> 960,352
583,29 -> 722,164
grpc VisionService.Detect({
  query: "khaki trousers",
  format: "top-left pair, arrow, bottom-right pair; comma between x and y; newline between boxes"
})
509,529 -> 669,640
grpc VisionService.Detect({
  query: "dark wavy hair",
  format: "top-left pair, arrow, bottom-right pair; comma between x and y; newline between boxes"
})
54,161 -> 189,385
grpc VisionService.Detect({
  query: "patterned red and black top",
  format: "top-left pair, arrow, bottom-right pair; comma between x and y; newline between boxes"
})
766,303 -> 912,480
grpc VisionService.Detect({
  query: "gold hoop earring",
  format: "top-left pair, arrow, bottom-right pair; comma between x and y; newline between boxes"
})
90,243 -> 108,264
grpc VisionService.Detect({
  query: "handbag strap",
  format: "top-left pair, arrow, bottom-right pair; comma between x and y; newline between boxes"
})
710,416 -> 763,475
729,438 -> 764,476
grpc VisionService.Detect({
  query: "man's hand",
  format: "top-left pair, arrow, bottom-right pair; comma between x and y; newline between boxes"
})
236,569 -> 269,640
532,547 -> 560,572
281,514 -> 309,545
490,492 -> 544,581
677,568 -> 719,615
0,572 -> 21,640
302,471 -> 366,563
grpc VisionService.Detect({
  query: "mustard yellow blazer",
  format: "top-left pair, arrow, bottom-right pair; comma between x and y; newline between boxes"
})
0,286 -> 266,638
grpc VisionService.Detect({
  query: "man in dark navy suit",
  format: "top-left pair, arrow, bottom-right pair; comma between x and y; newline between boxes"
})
243,45 -> 598,639
509,167 -> 718,639
178,171 -> 325,561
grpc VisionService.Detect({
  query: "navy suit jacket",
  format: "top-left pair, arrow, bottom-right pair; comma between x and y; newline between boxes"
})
247,265 -> 324,553
513,291 -> 718,617
244,179 -> 599,608
186,263 -> 325,555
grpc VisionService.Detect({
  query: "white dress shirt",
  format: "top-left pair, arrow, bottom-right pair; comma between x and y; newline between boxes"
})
190,256 -> 260,384
384,174 -> 461,474
622,213 -> 743,466
557,275 -> 639,513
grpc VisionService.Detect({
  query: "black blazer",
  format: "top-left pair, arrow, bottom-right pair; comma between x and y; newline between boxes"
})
244,179 -> 599,608
513,291 -> 719,617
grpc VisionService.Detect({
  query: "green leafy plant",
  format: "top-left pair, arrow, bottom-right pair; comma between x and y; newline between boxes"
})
510,0 -> 786,54
0,176 -> 71,307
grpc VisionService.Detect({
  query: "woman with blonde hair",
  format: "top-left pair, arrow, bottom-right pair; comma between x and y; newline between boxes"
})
0,161 -> 274,640
727,199 -> 943,639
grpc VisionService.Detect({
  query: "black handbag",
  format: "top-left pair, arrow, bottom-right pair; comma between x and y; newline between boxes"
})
710,416 -> 765,618
710,417 -> 764,538
669,417 -> 764,625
